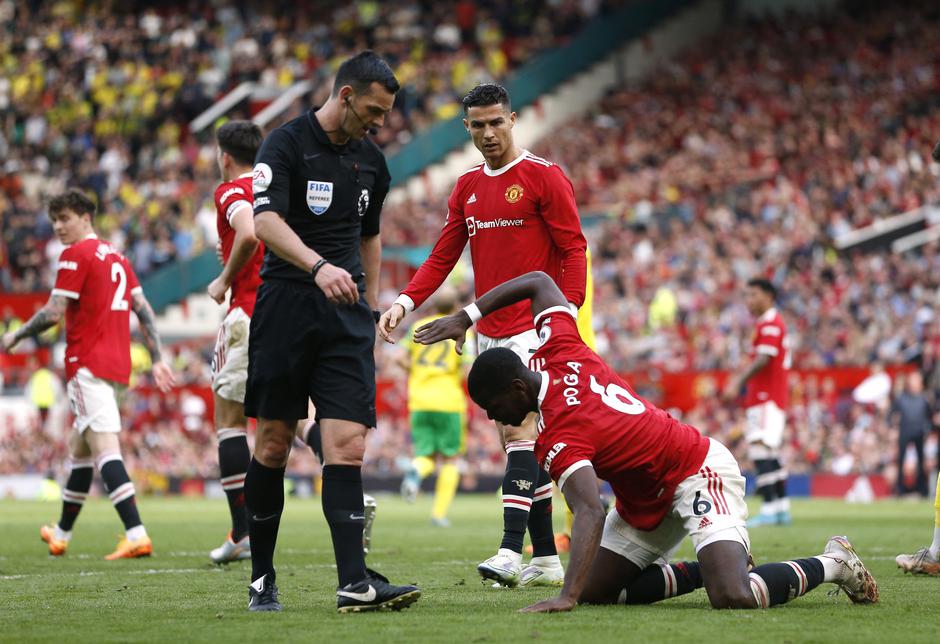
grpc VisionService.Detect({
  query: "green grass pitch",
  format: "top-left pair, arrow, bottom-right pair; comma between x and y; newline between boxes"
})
1,495 -> 937,643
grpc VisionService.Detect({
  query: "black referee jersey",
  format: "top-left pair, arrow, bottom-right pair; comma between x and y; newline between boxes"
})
251,108 -> 391,285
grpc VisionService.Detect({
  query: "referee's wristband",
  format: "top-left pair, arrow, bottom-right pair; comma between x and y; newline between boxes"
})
311,258 -> 328,279
462,302 -> 483,325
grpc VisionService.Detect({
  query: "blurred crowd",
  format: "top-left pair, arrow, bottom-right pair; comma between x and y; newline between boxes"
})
385,0 -> 940,485
686,367 -> 939,496
2,1 -> 940,486
0,0 -> 612,291
385,0 -> 940,373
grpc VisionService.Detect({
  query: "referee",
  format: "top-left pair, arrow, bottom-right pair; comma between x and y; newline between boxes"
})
243,50 -> 420,613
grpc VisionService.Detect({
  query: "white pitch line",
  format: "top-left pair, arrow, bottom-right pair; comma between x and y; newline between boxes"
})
0,567 -> 223,581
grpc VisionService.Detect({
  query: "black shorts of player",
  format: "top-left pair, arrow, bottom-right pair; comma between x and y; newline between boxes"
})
245,278 -> 377,427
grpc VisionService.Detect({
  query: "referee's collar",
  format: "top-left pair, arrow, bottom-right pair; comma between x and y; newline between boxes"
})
307,107 -> 360,152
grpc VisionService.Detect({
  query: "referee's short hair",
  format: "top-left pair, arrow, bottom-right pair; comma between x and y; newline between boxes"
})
48,189 -> 96,222
468,347 -> 526,405
332,50 -> 400,96
747,277 -> 777,300
462,83 -> 511,114
216,120 -> 263,166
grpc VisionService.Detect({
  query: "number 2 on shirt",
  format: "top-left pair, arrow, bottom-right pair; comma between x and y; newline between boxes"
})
110,263 -> 129,311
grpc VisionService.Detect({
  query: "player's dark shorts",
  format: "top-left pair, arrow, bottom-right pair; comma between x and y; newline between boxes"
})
245,279 -> 376,426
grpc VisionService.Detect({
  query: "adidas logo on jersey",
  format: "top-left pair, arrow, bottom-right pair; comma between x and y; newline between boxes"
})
698,516 -> 712,530
467,193 -> 477,204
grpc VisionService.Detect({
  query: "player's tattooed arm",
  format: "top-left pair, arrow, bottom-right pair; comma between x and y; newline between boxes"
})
1,294 -> 68,351
131,291 -> 164,363
131,291 -> 176,393
521,466 -> 605,613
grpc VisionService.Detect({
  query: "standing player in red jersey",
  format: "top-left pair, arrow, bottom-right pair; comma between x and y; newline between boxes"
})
415,271 -> 878,613
722,278 -> 792,527
205,121 -> 265,564
379,83 -> 588,588
1,190 -> 175,559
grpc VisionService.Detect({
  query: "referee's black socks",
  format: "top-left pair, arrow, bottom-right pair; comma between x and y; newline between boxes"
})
322,464 -> 368,587
245,458 -> 285,583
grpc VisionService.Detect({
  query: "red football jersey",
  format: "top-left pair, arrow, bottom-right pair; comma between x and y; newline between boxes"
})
215,173 -> 263,316
401,151 -> 587,337
52,235 -> 140,384
744,307 -> 790,409
531,305 -> 710,531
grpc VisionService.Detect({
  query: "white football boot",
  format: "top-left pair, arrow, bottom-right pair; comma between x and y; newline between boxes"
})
896,547 -> 940,576
519,555 -> 565,587
477,549 -> 522,587
820,535 -> 878,603
210,532 -> 250,564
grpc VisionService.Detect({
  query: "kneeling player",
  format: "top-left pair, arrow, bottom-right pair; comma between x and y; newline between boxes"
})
415,271 -> 879,612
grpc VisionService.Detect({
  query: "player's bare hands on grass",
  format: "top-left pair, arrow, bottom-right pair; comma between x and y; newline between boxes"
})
520,596 -> 576,613
314,262 -> 359,306
152,361 -> 176,393
207,277 -> 228,305
413,313 -> 471,354
0,331 -> 18,352
377,304 -> 406,343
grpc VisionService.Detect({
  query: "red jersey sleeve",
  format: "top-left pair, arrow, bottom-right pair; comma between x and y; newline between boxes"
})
754,320 -> 784,357
542,429 -> 596,491
399,184 -> 469,309
52,244 -> 89,300
215,182 -> 253,225
538,165 -> 587,307
533,305 -> 585,353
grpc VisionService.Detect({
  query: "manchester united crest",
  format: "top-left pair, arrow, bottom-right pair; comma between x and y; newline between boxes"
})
504,183 -> 524,204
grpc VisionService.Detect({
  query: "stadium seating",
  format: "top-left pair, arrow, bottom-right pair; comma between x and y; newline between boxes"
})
0,0 -> 613,290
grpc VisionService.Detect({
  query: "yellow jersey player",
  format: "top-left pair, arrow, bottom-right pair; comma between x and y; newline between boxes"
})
576,247 -> 597,350
399,286 -> 473,526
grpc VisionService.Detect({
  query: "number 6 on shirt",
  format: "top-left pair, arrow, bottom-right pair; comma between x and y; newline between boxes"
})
589,375 -> 645,415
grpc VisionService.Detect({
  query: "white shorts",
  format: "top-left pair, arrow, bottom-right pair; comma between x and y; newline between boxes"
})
477,329 -> 540,365
67,367 -> 122,434
600,438 -> 750,569
211,307 -> 251,403
745,401 -> 786,451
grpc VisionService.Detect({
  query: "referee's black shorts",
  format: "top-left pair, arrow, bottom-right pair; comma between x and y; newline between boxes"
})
244,279 -> 377,427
